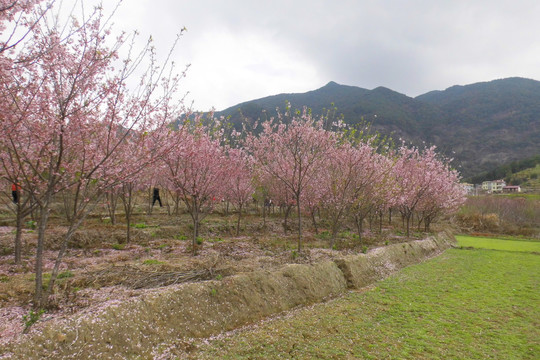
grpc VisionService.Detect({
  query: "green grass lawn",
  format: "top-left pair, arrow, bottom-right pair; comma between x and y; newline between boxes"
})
173,247 -> 539,359
456,235 -> 540,253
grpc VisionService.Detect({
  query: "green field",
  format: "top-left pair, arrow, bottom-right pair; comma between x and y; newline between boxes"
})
456,235 -> 540,253
175,245 -> 540,359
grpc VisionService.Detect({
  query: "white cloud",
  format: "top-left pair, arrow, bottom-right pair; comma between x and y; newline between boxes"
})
56,0 -> 540,108
181,29 -> 322,110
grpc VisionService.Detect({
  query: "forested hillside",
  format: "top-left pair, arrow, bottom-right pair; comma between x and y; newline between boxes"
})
213,77 -> 540,179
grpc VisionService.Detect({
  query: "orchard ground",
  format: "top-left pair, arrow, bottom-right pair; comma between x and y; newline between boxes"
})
0,198 -> 436,344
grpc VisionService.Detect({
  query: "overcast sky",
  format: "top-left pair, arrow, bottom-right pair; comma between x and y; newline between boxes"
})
90,0 -> 540,111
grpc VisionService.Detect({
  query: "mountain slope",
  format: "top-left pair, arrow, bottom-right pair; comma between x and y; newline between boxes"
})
214,77 -> 540,179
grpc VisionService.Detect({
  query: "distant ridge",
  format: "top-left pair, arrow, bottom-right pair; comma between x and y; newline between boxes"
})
214,77 -> 540,179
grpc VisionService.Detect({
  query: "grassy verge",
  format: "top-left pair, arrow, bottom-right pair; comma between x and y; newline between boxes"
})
175,248 -> 539,359
456,235 -> 540,252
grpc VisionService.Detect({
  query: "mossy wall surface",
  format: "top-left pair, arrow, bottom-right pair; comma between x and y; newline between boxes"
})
3,232 -> 455,359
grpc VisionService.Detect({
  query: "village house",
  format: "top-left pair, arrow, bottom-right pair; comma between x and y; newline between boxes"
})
481,179 -> 506,193
502,185 -> 521,193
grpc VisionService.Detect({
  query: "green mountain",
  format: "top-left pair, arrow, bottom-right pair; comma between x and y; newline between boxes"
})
215,77 -> 540,179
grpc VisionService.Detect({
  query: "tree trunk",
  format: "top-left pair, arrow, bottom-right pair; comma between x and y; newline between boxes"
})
42,225 -> 78,308
34,204 -> 50,309
126,216 -> 132,243
147,186 -> 153,215
330,226 -> 338,250
355,215 -> 364,244
106,191 -> 118,225
174,193 -> 180,215
406,213 -> 411,237
283,205 -> 292,234
14,204 -> 23,265
262,200 -> 267,227
311,209 -> 319,235
121,183 -> 135,244
192,199 -> 199,256
425,215 -> 432,232
296,194 -> 302,253
236,203 -> 243,236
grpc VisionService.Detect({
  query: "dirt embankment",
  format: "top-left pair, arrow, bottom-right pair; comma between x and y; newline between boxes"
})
2,231 -> 455,359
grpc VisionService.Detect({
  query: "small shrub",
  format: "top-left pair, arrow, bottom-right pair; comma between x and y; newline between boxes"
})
316,230 -> 331,240
291,250 -> 298,259
0,275 -> 9,283
210,288 -> 218,297
26,220 -> 37,229
133,223 -> 148,229
174,234 -> 188,241
362,246 -> 368,254
112,243 -> 125,250
22,309 -> 45,333
196,237 -> 204,245
57,270 -> 74,279
216,274 -> 223,281
339,231 -> 356,239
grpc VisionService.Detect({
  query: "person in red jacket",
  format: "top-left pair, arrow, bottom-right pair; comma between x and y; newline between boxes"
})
11,183 -> 21,204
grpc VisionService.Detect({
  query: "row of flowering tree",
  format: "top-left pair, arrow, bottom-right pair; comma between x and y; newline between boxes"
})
242,107 -> 465,250
0,1 -> 465,309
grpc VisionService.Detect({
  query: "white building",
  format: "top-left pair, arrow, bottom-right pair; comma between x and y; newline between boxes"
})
481,180 -> 506,193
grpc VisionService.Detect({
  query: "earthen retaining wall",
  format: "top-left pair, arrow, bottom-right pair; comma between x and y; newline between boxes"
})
2,231 -> 456,359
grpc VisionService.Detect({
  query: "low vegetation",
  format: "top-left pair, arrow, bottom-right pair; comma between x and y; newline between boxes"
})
507,163 -> 540,189
457,194 -> 540,237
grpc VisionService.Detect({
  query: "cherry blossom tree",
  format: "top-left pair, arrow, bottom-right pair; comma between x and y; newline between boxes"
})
255,169 -> 295,233
247,108 -> 336,251
162,127 -> 227,254
0,0 -> 51,264
348,151 -> 388,243
223,147 -> 253,236
370,154 -> 399,234
0,3 -> 185,307
318,141 -> 380,247
415,153 -> 466,231
300,171 -> 324,234
392,145 -> 463,237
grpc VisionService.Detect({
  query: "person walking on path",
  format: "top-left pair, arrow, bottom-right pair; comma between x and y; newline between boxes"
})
152,187 -> 163,207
